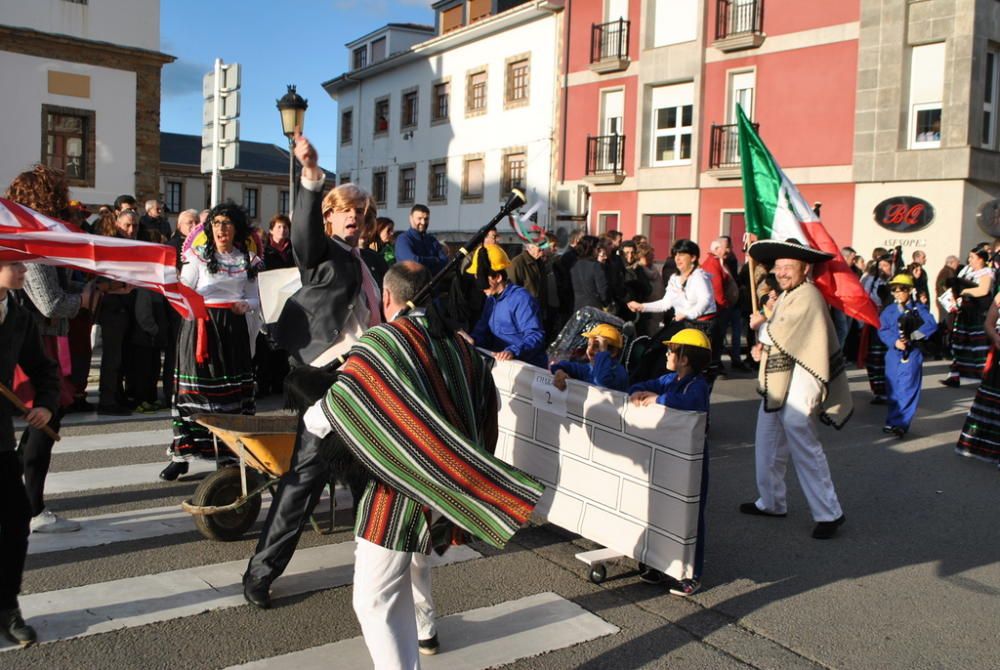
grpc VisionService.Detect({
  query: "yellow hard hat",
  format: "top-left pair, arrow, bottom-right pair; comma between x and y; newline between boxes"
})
888,273 -> 914,288
466,244 -> 511,275
581,323 -> 623,349
662,328 -> 711,351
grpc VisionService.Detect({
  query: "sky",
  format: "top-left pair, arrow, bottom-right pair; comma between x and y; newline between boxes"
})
159,0 -> 435,172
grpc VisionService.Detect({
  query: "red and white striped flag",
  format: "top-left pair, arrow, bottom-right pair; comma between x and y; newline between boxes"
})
0,198 -> 207,319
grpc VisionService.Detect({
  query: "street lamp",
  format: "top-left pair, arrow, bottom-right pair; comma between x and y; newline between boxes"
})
276,84 -> 308,213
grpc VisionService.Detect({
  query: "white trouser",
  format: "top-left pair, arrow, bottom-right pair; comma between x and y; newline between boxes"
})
352,537 -> 436,670
754,364 -> 843,522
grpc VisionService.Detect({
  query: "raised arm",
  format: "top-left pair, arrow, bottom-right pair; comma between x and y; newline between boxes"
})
290,130 -> 329,270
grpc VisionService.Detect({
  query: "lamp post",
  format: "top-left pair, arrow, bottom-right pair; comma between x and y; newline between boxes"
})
276,84 -> 308,214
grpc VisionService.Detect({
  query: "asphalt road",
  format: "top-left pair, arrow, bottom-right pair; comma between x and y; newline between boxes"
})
3,359 -> 998,669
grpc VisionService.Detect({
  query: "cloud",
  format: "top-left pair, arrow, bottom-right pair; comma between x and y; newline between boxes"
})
161,60 -> 206,99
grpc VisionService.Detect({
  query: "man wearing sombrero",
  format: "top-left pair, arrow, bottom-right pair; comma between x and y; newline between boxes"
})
740,239 -> 849,539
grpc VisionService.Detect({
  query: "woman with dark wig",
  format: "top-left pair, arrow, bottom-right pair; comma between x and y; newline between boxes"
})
162,202 -> 261,481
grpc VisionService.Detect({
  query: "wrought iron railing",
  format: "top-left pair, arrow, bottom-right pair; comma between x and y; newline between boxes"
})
709,123 -> 757,169
591,19 -> 630,63
715,0 -> 764,40
586,134 -> 626,176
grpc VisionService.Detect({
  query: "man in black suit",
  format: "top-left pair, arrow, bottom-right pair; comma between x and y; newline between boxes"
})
0,261 -> 60,647
243,131 -> 382,608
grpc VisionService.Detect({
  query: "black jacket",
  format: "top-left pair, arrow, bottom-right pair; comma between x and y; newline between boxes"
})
274,185 -> 363,365
0,298 -> 60,452
571,258 -> 609,311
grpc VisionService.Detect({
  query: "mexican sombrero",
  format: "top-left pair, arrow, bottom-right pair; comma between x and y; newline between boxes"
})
747,238 -> 834,264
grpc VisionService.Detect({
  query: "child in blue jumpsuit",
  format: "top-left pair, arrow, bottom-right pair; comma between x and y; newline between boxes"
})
550,323 -> 628,392
627,328 -> 711,595
878,273 -> 937,437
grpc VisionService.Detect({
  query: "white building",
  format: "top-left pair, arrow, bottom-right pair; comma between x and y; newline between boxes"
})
0,0 -> 172,205
323,2 -> 564,242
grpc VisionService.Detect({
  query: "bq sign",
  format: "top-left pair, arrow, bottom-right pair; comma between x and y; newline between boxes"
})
873,196 -> 934,232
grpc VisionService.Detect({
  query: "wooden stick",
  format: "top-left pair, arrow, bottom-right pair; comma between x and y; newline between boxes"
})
0,382 -> 60,441
748,255 -> 759,315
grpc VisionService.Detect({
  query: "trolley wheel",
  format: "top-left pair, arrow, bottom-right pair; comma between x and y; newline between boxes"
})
589,564 -> 607,584
191,467 -> 262,541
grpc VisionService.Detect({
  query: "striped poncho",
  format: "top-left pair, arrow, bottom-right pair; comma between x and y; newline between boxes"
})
320,315 -> 543,549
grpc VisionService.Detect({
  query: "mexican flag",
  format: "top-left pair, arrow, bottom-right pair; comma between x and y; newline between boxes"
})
737,105 -> 880,328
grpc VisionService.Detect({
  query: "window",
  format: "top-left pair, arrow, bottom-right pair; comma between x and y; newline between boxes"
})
42,106 -> 94,186
505,57 -> 530,107
374,97 -> 390,135
909,42 -> 945,149
353,46 -> 367,70
502,151 -> 526,195
650,82 -> 694,165
373,170 -> 388,205
597,212 -> 619,234
429,161 -> 448,202
433,81 -> 450,122
984,49 -> 998,149
371,37 -> 386,63
462,157 -> 485,200
467,69 -> 487,115
341,109 -> 353,145
165,181 -> 183,214
243,188 -> 259,220
442,5 -> 463,33
398,166 -> 416,205
469,0 -> 490,22
653,0 -> 697,47
279,190 -> 290,215
401,89 -> 418,129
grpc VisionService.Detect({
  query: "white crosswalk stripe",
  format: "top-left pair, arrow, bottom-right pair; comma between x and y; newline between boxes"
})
224,592 -> 619,670
9,423 -> 621,665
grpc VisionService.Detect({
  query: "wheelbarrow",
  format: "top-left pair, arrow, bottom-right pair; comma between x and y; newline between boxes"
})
181,413 -> 321,541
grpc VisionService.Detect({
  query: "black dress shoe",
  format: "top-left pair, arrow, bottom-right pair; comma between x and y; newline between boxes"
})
158,461 -> 189,481
0,607 -> 37,647
869,396 -> 888,405
97,403 -> 132,416
739,502 -> 787,517
418,633 -> 439,656
812,515 -> 846,539
939,377 -> 960,388
731,360 -> 750,372
67,397 -> 96,413
243,576 -> 271,609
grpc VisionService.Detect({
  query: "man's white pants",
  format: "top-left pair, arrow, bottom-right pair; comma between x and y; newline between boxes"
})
754,365 -> 843,522
353,537 -> 436,670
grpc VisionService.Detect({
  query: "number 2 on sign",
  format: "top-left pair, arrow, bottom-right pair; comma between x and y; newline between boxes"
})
532,373 -> 567,416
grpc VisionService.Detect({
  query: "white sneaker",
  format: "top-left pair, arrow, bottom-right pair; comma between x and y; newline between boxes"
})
30,509 -> 81,533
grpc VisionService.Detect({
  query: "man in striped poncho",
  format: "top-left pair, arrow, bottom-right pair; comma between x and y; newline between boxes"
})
303,261 -> 543,669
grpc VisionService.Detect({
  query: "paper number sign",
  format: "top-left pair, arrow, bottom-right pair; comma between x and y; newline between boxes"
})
532,373 -> 567,416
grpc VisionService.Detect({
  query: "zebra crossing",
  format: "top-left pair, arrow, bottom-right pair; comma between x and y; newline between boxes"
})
4,420 -> 620,666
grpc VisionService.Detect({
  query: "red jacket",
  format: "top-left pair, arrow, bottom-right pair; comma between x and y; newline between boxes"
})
701,254 -> 729,309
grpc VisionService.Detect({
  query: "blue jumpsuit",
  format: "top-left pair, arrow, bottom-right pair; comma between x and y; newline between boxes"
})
878,301 -> 937,432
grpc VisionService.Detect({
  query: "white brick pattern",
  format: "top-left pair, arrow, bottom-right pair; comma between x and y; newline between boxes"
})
493,360 -> 707,580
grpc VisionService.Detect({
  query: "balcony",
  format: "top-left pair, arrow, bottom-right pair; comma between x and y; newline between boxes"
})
590,19 -> 630,74
585,134 -> 626,185
708,123 -> 757,179
713,0 -> 765,52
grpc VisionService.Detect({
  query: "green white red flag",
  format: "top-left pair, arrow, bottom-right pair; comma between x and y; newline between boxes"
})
737,105 -> 880,328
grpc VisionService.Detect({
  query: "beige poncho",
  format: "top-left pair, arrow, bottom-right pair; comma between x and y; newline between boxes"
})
757,281 -> 853,428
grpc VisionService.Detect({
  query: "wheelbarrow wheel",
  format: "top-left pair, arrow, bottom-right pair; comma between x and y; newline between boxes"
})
191,466 -> 262,541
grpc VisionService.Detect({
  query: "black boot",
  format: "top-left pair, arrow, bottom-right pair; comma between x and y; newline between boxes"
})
0,607 -> 37,647
159,461 -> 189,481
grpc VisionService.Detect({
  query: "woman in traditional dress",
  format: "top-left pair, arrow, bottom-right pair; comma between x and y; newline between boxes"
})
160,203 -> 261,481
956,292 -> 1000,463
627,239 -> 718,379
941,248 -> 993,387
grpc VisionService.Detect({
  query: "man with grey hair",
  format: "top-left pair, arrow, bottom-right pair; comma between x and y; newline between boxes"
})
140,199 -> 170,239
934,254 -> 962,357
508,242 -> 548,310
163,209 -> 199,406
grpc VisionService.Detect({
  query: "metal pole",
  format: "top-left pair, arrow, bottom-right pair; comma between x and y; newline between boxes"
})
288,137 -> 294,216
211,58 -> 222,206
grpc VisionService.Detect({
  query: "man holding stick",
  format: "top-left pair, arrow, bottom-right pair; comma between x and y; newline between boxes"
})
740,240 -> 850,540
0,261 -> 60,646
